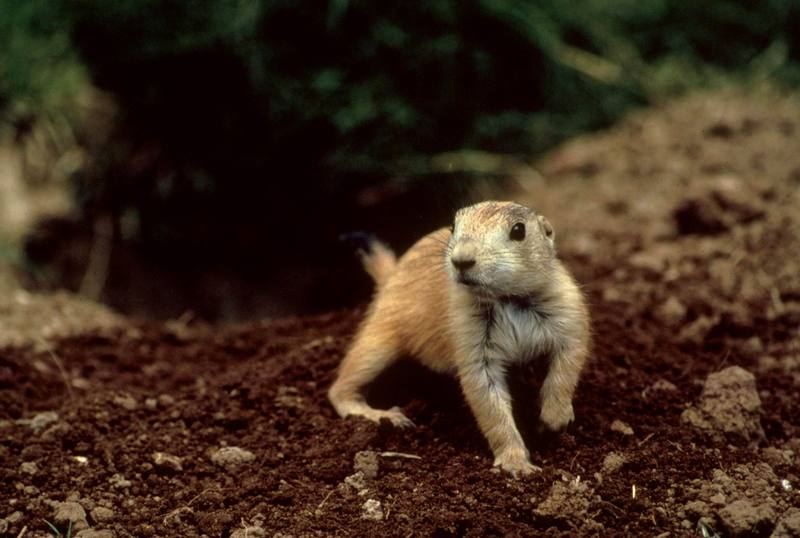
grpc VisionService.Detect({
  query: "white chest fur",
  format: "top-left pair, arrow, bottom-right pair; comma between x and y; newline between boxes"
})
482,300 -> 562,364
487,301 -> 551,362
449,287 -> 569,370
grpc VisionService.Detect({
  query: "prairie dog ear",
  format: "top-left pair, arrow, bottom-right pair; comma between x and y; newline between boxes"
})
537,215 -> 555,245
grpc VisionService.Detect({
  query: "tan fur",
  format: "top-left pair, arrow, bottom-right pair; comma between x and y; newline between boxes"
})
329,201 -> 590,476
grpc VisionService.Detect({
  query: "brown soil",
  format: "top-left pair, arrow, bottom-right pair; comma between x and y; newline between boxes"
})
2,90 -> 800,537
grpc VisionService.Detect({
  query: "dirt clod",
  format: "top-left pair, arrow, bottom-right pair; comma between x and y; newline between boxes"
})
344,471 -> 368,493
108,474 -> 131,489
20,461 -> 38,474
655,296 -> 688,325
602,452 -> 625,474
90,507 -> 114,523
53,501 -> 89,531
210,446 -> 255,467
718,499 -> 776,537
535,477 -> 593,523
683,461 -> 795,536
650,379 -> 678,393
152,451 -> 183,472
773,508 -> 800,538
762,447 -> 794,468
682,366 -> 765,444
19,411 -> 59,432
361,499 -> 384,521
354,450 -> 379,479
112,393 -> 138,410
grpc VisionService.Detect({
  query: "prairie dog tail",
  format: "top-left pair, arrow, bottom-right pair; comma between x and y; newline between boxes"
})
340,232 -> 397,287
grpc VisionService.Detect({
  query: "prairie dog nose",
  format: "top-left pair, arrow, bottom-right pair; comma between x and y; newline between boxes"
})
451,241 -> 477,271
452,257 -> 476,271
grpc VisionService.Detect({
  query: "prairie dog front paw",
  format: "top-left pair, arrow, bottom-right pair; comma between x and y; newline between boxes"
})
493,448 -> 541,478
539,400 -> 574,432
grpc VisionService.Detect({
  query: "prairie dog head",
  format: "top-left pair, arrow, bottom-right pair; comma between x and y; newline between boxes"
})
446,201 -> 556,299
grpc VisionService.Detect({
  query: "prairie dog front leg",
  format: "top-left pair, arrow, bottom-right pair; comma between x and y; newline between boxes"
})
539,338 -> 589,431
459,360 -> 540,476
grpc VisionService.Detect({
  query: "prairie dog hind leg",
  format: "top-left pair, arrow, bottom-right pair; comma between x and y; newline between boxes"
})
328,325 -> 414,428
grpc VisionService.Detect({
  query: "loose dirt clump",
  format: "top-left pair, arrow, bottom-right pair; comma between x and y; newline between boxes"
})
1,90 -> 800,536
53,500 -> 89,532
718,499 -> 776,537
534,474 -> 599,532
773,508 -> 800,537
682,366 -> 765,444
601,452 -> 625,475
681,462 -> 794,536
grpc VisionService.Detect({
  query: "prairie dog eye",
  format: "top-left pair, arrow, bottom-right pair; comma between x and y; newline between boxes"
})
509,222 -> 525,241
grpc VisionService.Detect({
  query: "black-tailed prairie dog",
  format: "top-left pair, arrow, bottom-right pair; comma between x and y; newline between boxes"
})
329,201 -> 590,476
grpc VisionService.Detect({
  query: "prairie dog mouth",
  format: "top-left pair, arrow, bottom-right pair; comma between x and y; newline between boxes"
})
456,276 -> 496,300
457,275 -> 479,287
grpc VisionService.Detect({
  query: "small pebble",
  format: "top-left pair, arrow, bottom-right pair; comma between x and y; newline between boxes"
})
361,499 -> 384,521
20,461 -> 38,475
22,411 -> 59,432
650,379 -> 677,392
152,452 -> 183,472
91,506 -> 115,523
109,474 -> 131,489
112,394 -> 138,410
611,420 -> 634,436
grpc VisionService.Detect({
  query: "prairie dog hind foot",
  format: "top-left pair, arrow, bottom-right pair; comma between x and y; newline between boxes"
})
329,394 -> 415,429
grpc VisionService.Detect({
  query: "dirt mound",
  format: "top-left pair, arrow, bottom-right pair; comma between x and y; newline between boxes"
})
0,288 -> 125,350
2,90 -> 800,536
0,257 -> 124,350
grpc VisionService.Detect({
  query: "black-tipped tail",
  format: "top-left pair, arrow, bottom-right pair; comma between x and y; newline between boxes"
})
339,231 -> 377,255
339,231 -> 397,287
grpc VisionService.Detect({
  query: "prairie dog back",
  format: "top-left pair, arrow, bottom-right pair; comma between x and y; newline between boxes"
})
329,201 -> 590,476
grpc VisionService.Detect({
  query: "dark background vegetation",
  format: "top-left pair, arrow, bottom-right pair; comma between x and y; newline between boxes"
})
1,0 -> 799,320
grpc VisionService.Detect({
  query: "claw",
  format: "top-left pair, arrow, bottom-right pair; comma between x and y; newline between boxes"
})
386,406 -> 415,428
493,449 -> 541,478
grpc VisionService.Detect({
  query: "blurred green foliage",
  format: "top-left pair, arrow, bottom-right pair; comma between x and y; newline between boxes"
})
3,1 -> 798,167
2,0 -> 799,257
0,0 -> 89,134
